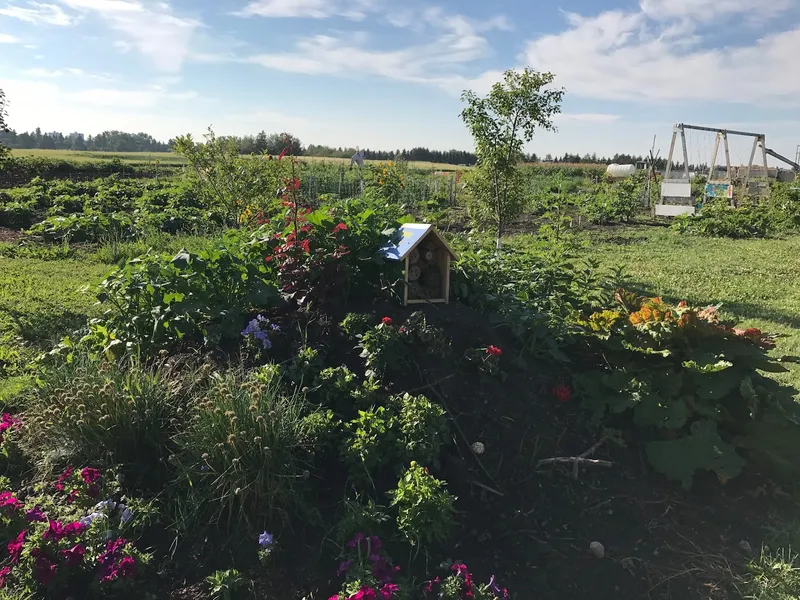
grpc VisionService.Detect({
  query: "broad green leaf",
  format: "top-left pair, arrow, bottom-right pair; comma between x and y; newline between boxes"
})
682,360 -> 733,373
634,394 -> 689,429
645,419 -> 745,489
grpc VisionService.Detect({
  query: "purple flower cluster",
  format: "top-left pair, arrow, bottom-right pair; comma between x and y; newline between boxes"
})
242,315 -> 280,350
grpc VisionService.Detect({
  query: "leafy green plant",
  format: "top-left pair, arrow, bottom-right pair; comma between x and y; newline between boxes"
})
339,313 -> 373,337
88,232 -> 280,357
353,313 -> 450,379
206,569 -> 245,600
463,345 -> 504,379
575,290 -> 794,487
389,462 -> 455,546
342,394 -> 448,483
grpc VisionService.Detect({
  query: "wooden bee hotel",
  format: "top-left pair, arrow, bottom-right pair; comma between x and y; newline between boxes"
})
379,223 -> 458,306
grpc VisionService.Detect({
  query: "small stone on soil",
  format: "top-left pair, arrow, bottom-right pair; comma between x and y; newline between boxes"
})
589,541 -> 605,559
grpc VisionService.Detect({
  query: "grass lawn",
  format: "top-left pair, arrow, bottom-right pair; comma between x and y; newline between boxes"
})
581,226 -> 800,394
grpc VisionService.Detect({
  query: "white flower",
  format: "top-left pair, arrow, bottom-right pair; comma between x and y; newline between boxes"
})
120,508 -> 134,524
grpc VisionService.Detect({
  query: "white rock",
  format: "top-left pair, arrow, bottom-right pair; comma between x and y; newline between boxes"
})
471,441 -> 485,455
590,541 -> 605,559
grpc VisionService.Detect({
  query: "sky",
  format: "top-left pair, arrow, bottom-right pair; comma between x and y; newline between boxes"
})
1,0 -> 800,164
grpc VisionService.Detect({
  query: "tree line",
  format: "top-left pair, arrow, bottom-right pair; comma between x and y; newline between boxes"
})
0,121 -> 669,169
0,128 -> 170,152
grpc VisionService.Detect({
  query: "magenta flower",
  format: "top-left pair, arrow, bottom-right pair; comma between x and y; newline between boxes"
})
60,544 -> 86,567
42,520 -> 65,542
25,506 -> 46,522
349,587 -> 377,600
54,466 -> 73,492
64,522 -> 86,537
0,565 -> 11,586
346,532 -> 365,549
118,556 -> 136,578
31,549 -> 58,585
7,530 -> 26,564
0,492 -> 22,511
422,576 -> 440,593
81,467 -> 101,485
337,560 -> 352,576
379,583 -> 399,599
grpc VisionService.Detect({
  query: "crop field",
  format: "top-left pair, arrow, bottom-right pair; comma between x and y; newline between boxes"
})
0,134 -> 799,600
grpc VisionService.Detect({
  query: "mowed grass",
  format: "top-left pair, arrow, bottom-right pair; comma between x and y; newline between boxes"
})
576,226 -> 800,393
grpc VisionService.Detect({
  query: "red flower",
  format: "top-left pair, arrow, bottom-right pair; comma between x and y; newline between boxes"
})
292,178 -> 301,190
278,148 -> 289,160
0,565 -> 11,586
381,317 -> 393,326
552,384 -> 571,403
485,345 -> 502,357
81,467 -> 101,485
7,530 -> 26,564
333,222 -> 348,234
299,238 -> 311,253
60,544 -> 86,567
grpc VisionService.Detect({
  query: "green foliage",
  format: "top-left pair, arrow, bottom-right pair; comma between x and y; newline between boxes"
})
173,371 -> 322,535
460,68 -> 564,247
339,313 -> 373,337
388,462 -> 455,546
22,354 -> 185,489
575,291 -> 794,487
342,394 -> 448,483
673,186 -> 799,239
582,176 -> 642,224
353,313 -> 450,379
451,238 -> 613,360
89,233 -> 280,357
173,128 -> 282,227
206,569 -> 245,600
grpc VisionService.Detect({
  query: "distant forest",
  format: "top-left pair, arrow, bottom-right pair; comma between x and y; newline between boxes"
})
0,127 -> 667,167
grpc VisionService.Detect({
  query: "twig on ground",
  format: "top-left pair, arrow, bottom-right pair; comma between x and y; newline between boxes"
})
537,435 -> 613,479
471,480 -> 504,497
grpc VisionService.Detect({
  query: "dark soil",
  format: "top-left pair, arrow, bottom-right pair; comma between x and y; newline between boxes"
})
170,301 -> 794,600
0,227 -> 23,242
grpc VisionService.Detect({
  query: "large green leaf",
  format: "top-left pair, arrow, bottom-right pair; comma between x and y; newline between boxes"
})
692,368 -> 742,400
633,394 -> 689,430
645,419 -> 745,489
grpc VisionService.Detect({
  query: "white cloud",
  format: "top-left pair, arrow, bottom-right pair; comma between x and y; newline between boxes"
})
0,2 -> 75,25
246,10 -> 499,87
0,32 -> 20,42
521,5 -> 800,107
639,0 -> 793,22
22,67 -> 113,80
556,113 -> 621,123
55,0 -> 201,71
234,0 -> 377,20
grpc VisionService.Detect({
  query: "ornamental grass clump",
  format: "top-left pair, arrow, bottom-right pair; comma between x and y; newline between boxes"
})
174,370 -> 324,535
22,354 -> 185,489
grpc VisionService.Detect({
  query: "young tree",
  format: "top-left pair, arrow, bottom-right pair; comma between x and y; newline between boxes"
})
460,68 -> 564,248
0,88 -> 9,161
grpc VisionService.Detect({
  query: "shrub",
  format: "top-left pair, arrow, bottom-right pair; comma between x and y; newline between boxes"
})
206,569 -> 245,600
388,462 -> 455,546
574,290 -> 795,487
21,355 -> 185,489
173,371 -> 323,535
342,394 -> 448,484
672,199 -> 774,238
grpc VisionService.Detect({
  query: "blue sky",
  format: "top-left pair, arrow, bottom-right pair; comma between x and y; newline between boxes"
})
1,0 -> 800,162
